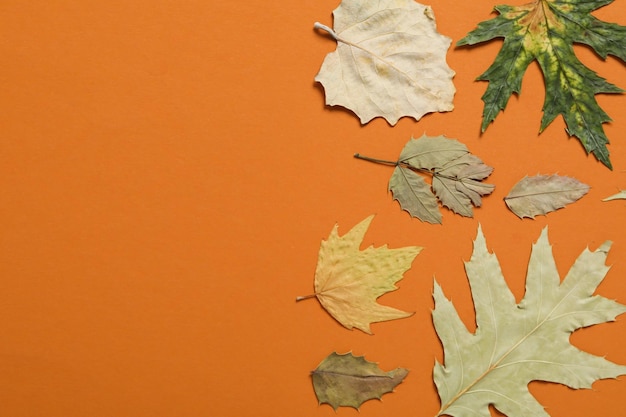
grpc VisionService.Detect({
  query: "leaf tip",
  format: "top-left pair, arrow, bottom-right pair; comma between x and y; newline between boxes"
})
474,223 -> 488,248
333,215 -> 375,245
597,240 -> 613,255
432,278 -> 446,302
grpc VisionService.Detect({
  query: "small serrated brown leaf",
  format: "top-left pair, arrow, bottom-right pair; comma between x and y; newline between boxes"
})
311,352 -> 408,410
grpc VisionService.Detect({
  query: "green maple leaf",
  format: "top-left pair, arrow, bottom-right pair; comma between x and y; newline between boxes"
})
458,0 -> 626,169
433,226 -> 626,417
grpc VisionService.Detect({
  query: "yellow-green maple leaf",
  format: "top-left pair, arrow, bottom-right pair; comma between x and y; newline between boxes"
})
297,215 -> 422,334
458,0 -> 626,169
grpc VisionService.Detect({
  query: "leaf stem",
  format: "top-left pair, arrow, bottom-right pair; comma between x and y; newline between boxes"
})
296,293 -> 318,302
354,153 -> 444,178
354,153 -> 399,167
313,22 -> 338,40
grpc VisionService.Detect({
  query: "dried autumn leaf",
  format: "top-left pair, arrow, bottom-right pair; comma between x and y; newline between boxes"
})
314,0 -> 455,125
296,215 -> 421,334
433,154 -> 495,218
433,226 -> 626,417
356,135 -> 495,224
504,174 -> 589,218
389,166 -> 442,224
458,0 -> 626,169
602,190 -> 626,201
311,352 -> 408,410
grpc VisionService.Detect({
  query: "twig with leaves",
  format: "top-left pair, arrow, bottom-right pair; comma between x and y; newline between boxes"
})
355,135 -> 494,224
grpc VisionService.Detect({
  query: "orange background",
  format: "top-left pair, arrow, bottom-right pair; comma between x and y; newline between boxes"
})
1,1 -> 626,416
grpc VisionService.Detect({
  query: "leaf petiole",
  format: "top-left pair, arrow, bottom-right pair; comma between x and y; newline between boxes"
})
354,153 -> 437,177
295,293 -> 318,302
313,22 -> 338,41
353,153 -> 399,167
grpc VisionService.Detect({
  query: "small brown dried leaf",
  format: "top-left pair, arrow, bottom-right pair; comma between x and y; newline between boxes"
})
311,352 -> 408,410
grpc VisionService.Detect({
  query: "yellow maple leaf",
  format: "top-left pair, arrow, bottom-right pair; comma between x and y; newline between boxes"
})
297,215 -> 422,334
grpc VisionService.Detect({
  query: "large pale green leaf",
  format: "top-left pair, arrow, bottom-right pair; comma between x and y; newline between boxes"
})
314,0 -> 455,125
458,0 -> 626,169
311,352 -> 408,410
433,226 -> 626,417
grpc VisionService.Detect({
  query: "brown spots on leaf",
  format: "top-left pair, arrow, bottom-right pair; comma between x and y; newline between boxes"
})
520,0 -> 565,36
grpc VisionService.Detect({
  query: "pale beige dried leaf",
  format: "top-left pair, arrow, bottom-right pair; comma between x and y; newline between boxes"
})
314,0 -> 455,125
